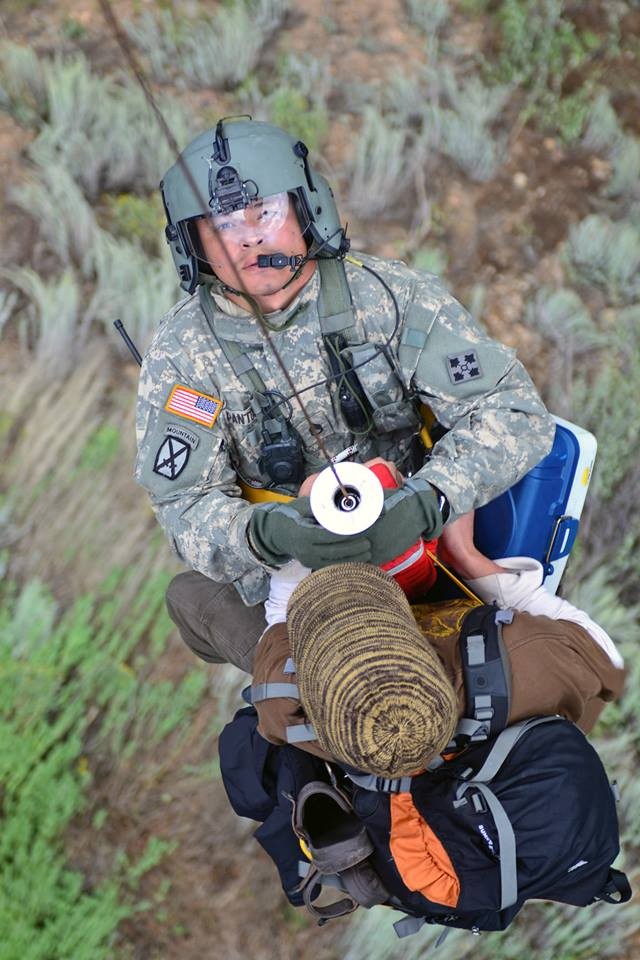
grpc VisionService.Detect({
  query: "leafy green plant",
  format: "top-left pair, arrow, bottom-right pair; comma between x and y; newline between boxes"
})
409,246 -> 448,275
241,53 -> 331,152
79,424 -> 121,472
0,568 -> 204,959
103,192 -> 166,254
488,0 -> 597,140
492,0 -> 589,91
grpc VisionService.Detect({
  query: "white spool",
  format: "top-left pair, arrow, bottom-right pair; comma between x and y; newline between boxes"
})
309,462 -> 384,535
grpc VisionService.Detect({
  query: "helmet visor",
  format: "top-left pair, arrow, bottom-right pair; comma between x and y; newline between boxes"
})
199,190 -> 290,246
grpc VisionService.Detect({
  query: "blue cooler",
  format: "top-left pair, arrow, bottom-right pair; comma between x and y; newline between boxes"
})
474,417 -> 597,593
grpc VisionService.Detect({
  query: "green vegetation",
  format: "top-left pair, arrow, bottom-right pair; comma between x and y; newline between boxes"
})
0,570 -> 207,958
103,193 -> 166,254
487,0 -> 607,141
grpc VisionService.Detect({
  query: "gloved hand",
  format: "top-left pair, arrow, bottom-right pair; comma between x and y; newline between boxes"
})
366,479 -> 444,566
249,496 -> 373,569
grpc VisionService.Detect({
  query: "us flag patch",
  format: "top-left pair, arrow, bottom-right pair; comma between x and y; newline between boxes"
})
165,384 -> 223,428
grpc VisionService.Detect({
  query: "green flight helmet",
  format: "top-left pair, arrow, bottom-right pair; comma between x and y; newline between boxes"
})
160,116 -> 348,293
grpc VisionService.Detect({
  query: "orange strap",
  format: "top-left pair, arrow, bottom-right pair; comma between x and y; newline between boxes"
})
390,793 -> 461,908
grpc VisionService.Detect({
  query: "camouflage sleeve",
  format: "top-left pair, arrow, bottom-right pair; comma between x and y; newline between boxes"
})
400,277 -> 555,516
134,334 -> 269,605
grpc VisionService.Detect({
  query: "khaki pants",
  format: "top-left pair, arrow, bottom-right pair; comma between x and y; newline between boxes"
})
165,571 -> 266,673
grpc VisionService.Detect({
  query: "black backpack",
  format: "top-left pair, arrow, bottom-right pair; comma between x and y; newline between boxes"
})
219,709 -> 631,939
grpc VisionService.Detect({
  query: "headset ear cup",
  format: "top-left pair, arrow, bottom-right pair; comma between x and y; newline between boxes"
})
289,190 -> 313,250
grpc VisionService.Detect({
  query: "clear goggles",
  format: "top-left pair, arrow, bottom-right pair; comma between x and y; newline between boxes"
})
198,191 -> 291,244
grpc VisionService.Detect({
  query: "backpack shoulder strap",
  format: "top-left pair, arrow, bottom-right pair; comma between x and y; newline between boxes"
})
455,717 -> 560,911
456,603 -> 514,743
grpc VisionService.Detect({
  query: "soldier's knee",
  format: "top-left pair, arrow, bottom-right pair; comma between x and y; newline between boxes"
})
165,572 -> 193,618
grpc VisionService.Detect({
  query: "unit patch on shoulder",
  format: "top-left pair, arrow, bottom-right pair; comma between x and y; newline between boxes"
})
446,350 -> 482,384
165,384 -> 223,428
153,437 -> 190,480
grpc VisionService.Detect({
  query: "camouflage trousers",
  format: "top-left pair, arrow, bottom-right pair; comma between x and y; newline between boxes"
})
166,571 -> 267,673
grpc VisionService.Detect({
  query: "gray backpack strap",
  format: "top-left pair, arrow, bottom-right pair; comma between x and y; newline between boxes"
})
249,682 -> 300,703
286,723 -> 318,744
393,915 -> 427,938
455,716 -> 561,911
458,779 -> 518,910
316,257 -> 356,336
345,771 -> 414,794
457,604 -> 514,744
471,716 -> 559,785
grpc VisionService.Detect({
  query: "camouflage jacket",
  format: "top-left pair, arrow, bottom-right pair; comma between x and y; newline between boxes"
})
135,253 -> 554,604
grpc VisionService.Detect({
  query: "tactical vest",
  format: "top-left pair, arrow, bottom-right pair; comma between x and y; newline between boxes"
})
198,255 -> 426,501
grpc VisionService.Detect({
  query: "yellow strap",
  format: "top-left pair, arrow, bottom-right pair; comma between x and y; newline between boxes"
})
425,550 -> 483,605
419,403 -> 436,450
238,480 -> 294,504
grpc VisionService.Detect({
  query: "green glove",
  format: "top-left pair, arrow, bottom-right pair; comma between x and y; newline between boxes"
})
366,479 -> 444,565
249,496 -> 373,569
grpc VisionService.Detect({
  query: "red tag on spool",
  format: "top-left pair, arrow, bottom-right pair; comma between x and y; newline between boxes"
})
368,462 -> 438,600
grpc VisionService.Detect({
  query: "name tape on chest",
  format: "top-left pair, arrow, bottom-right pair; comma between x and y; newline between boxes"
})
165,384 -> 223,428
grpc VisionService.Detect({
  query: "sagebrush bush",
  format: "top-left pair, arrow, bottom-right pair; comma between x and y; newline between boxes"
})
11,160 -> 99,274
581,92 -> 623,153
7,268 -> 82,379
566,215 -> 640,304
126,0 -> 290,90
0,40 -> 47,125
347,106 -> 411,217
14,53 -> 194,198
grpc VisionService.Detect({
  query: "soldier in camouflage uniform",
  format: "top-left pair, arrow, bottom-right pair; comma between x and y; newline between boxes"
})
135,118 -> 555,672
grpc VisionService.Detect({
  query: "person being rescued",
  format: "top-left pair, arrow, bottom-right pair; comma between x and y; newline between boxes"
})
248,460 -> 625,779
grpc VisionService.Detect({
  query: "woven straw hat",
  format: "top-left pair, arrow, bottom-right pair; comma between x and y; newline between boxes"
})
287,563 -> 458,777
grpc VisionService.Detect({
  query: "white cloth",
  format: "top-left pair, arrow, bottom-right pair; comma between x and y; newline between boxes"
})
262,560 -> 311,631
262,556 -> 623,669
467,557 -> 623,668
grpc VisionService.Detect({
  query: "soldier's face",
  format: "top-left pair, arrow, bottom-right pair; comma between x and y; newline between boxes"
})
196,194 -> 312,300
